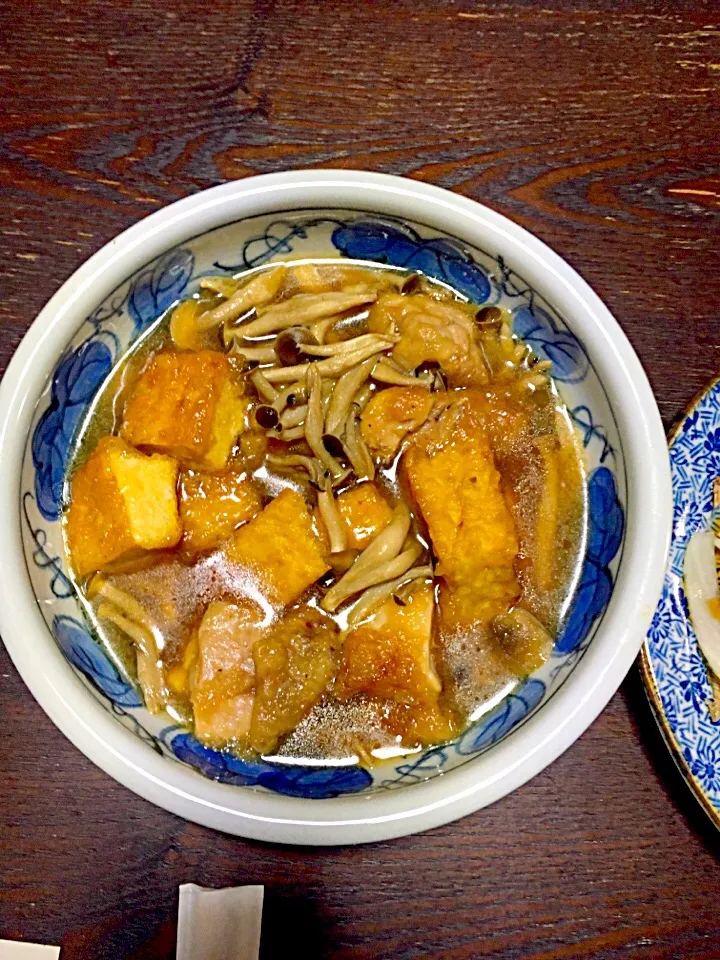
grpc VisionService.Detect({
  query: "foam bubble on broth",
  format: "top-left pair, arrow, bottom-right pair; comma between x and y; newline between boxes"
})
274,697 -> 404,764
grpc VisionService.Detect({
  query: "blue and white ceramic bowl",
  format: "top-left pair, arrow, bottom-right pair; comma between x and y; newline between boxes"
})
0,171 -> 671,844
642,377 -> 720,829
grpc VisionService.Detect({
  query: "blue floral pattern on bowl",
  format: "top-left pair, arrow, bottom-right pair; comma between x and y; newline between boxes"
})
20,209 -> 626,799
556,466 -> 624,656
643,377 -> 720,825
128,249 -> 195,337
166,730 -> 373,799
32,339 -> 115,522
53,614 -> 142,709
331,220 -> 492,303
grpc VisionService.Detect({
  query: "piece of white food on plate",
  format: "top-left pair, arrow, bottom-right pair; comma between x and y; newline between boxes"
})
685,528 -> 720,678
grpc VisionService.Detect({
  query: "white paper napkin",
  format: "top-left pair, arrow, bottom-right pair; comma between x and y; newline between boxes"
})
0,942 -> 60,959
176,883 -> 264,960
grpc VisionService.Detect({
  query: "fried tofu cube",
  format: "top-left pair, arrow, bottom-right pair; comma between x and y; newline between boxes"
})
169,299 -> 225,352
360,386 -> 434,461
250,607 -> 338,754
404,394 -> 520,628
336,583 -> 442,705
225,488 -> 330,606
190,599 -> 265,744
121,350 -> 248,469
369,292 -> 488,387
65,436 -> 181,578
167,634 -> 199,696
336,482 -> 393,550
180,469 -> 263,553
384,701 -> 457,747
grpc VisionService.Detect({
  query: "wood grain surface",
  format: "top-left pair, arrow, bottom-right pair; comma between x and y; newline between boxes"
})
1,1 -> 720,957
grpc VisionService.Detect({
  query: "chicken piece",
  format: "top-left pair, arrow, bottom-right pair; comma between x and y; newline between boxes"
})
180,469 -> 263,553
250,607 -> 338,754
360,386 -> 434,461
404,393 -> 520,629
121,350 -> 248,469
369,292 -> 488,387
194,600 -> 262,699
66,436 -> 181,578
189,599 -> 265,744
225,488 -> 330,607
336,482 -> 393,550
197,694 -> 255,747
336,582 -> 442,706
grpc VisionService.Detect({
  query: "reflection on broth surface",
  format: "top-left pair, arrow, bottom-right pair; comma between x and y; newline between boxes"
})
62,258 -> 586,767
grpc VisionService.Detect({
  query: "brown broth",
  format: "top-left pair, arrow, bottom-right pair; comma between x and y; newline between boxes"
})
64,258 -> 587,765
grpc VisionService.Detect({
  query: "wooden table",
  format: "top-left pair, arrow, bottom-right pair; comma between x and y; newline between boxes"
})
1,2 -> 719,956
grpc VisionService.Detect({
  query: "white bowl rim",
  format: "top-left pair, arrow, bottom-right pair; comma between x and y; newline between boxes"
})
0,170 -> 671,845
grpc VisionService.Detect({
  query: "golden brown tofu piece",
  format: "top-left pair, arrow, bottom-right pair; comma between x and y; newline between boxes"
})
169,299 -> 224,352
65,436 -> 181,578
225,488 -> 330,607
360,386 -> 434,461
404,394 -> 520,628
369,292 -> 488,387
166,633 -> 199,697
336,583 -> 441,706
190,599 -> 265,744
121,350 -> 248,469
488,395 -> 585,631
336,482 -> 393,550
250,607 -> 338,754
180,469 -> 263,553
384,701 -> 457,747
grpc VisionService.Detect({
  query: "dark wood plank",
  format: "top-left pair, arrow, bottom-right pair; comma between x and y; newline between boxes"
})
1,1 -> 720,957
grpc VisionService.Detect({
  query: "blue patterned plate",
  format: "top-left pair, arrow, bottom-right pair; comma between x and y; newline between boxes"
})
642,376 -> 720,829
